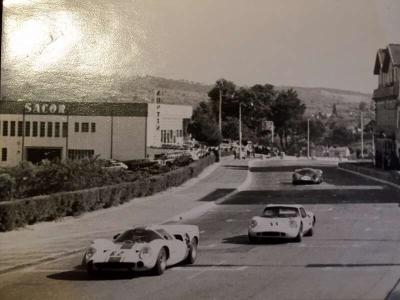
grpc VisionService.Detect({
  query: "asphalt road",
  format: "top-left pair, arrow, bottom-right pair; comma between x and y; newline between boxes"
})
1,158 -> 400,300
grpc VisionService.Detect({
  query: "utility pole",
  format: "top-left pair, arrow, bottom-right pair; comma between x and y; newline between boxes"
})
219,89 -> 222,134
239,103 -> 242,160
218,88 -> 222,161
307,118 -> 310,159
361,111 -> 364,159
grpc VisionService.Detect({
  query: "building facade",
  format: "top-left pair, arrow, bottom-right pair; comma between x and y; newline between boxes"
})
0,101 -> 192,167
372,44 -> 400,169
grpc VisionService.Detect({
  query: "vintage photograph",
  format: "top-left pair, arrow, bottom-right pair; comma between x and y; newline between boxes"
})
0,0 -> 399,299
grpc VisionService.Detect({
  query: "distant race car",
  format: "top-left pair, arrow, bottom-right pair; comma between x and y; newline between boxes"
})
82,224 -> 199,276
248,204 -> 316,243
292,168 -> 323,184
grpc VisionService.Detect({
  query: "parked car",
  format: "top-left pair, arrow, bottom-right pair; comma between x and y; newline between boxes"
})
82,224 -> 199,276
292,168 -> 323,184
248,204 -> 316,243
103,160 -> 128,170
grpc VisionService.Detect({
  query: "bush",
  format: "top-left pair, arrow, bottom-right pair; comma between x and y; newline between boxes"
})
0,173 -> 15,202
172,155 -> 193,167
0,155 -> 216,231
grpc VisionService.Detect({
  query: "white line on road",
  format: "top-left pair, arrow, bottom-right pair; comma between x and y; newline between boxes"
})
297,243 -> 362,248
186,260 -> 226,280
173,266 -> 248,272
199,244 -> 217,249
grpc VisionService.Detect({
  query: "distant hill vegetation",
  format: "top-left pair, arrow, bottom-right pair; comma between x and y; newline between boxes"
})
1,72 -> 372,118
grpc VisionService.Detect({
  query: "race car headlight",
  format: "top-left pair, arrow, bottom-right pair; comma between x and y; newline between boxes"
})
249,219 -> 258,228
86,247 -> 96,258
139,247 -> 152,259
289,219 -> 298,228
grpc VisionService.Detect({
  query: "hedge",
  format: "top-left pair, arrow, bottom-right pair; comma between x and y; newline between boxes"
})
0,155 -> 215,231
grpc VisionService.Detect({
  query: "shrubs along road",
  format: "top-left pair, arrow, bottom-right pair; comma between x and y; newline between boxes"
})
0,155 -> 214,231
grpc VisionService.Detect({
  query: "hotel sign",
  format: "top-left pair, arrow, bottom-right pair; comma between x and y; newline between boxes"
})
24,103 -> 66,114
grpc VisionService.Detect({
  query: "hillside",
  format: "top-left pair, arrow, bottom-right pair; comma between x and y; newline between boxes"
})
1,71 -> 373,120
280,86 -> 373,118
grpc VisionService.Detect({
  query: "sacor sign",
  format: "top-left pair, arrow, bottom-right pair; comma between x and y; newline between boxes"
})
24,103 -> 66,114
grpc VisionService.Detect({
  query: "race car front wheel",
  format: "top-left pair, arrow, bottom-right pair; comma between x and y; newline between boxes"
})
86,262 -> 100,277
185,238 -> 198,264
153,247 -> 168,275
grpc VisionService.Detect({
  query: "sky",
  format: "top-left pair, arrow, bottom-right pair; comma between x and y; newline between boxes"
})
2,0 -> 400,94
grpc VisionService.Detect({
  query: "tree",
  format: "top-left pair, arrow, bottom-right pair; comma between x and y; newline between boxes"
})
188,101 -> 222,146
297,118 -> 326,143
270,89 -> 306,150
332,104 -> 338,116
325,126 -> 354,146
208,79 -> 237,121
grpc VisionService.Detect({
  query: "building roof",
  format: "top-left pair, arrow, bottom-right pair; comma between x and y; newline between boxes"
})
388,43 -> 400,66
374,44 -> 400,74
0,101 -> 148,117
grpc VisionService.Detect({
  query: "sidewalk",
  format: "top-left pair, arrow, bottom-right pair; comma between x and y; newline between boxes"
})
339,161 -> 400,189
0,157 -> 249,274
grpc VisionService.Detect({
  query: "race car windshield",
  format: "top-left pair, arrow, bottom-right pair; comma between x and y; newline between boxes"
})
114,229 -> 162,243
262,207 -> 299,218
297,169 -> 314,176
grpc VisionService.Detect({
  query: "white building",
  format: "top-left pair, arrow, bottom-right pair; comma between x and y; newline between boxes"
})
0,101 -> 192,167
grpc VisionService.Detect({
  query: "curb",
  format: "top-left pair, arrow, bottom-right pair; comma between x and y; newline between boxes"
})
338,166 -> 400,190
0,248 -> 86,275
0,157 -> 247,276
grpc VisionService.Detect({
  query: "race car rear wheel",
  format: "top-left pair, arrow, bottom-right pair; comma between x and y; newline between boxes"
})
86,262 -> 100,277
294,223 -> 303,242
248,233 -> 258,244
185,238 -> 198,264
153,247 -> 168,275
307,227 -> 314,236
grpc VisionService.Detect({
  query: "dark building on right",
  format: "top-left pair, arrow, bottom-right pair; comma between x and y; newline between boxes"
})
373,44 -> 400,169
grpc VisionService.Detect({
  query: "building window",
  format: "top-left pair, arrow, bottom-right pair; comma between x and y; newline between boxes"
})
74,122 -> 79,132
32,122 -> 38,137
25,121 -> 31,137
1,148 -> 7,161
2,121 -> 8,136
68,149 -> 94,160
40,122 -> 46,137
18,121 -> 23,137
55,122 -> 60,137
10,121 -> 16,136
62,122 -> 68,137
47,122 -> 53,137
81,122 -> 89,133
91,122 -> 96,133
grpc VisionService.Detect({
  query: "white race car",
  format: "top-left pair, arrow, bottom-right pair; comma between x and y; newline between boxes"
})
292,168 -> 323,184
248,204 -> 315,243
82,224 -> 199,276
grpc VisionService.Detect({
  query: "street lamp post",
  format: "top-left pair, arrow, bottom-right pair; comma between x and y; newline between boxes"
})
218,88 -> 222,161
307,118 -> 310,159
219,88 -> 222,134
360,111 -> 364,159
239,102 -> 242,160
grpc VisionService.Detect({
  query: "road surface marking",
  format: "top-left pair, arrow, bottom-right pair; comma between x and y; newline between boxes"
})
187,260 -> 226,280
173,266 -> 248,272
200,230 -> 206,234
199,244 -> 217,249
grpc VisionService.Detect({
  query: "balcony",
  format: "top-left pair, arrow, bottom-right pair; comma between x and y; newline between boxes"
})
373,82 -> 399,100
